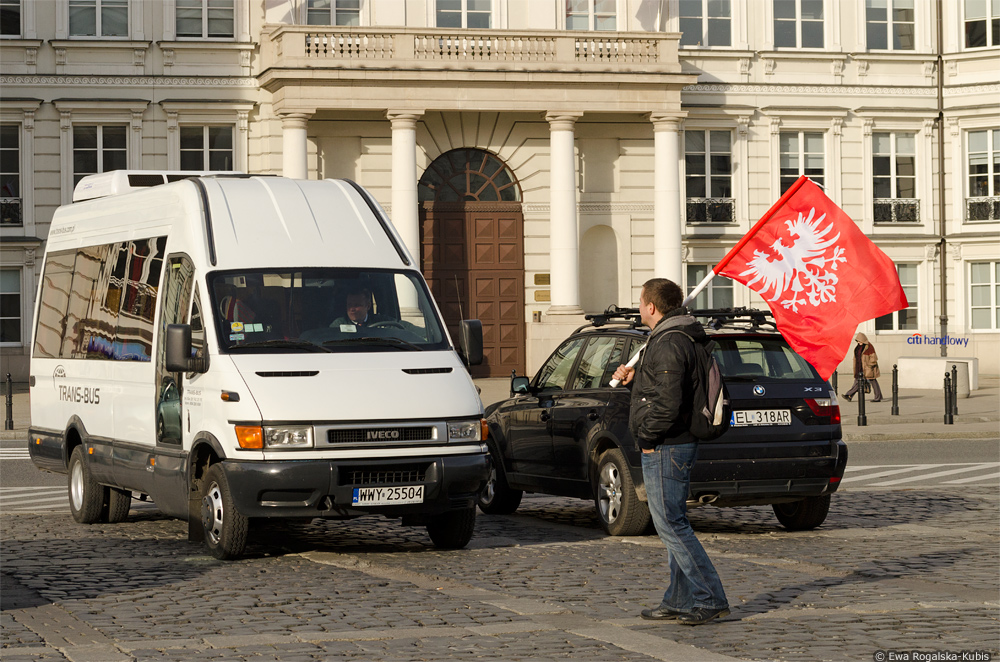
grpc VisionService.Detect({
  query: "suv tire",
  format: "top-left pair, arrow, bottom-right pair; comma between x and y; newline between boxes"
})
595,448 -> 650,536
772,494 -> 831,530
477,446 -> 523,515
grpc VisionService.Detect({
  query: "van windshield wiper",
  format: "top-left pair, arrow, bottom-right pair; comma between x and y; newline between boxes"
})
322,336 -> 421,351
228,339 -> 332,353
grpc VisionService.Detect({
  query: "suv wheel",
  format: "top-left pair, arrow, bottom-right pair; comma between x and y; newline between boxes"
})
772,494 -> 831,531
477,446 -> 523,515
595,448 -> 650,536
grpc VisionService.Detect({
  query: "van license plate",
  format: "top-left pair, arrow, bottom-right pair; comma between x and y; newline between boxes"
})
731,409 -> 792,427
352,485 -> 424,506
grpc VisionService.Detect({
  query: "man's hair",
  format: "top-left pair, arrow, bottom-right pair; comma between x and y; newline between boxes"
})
641,278 -> 683,314
344,284 -> 372,300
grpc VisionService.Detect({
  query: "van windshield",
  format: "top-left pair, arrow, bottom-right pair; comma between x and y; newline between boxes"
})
209,269 -> 449,353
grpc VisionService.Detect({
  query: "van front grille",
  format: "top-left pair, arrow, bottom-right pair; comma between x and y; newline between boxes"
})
342,464 -> 428,485
327,427 -> 433,445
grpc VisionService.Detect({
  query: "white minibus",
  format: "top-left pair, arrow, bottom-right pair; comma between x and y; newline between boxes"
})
29,171 -> 489,559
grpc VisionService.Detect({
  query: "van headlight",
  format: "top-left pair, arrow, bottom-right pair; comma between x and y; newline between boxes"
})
447,419 -> 486,442
263,425 -> 314,449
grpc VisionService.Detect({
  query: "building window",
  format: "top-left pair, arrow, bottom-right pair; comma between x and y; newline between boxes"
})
876,264 -> 917,330
73,125 -> 127,187
0,0 -> 20,36
177,0 -> 234,38
965,0 -> 999,48
0,124 -> 20,226
873,132 -> 918,223
967,128 -> 1000,221
0,269 -> 20,344
686,264 -> 733,310
774,0 -> 823,48
685,129 -> 734,223
436,0 -> 491,29
69,0 -> 128,37
566,0 -> 616,31
866,0 -> 915,50
780,131 -> 824,194
679,0 -> 731,47
180,126 -> 234,171
306,0 -> 360,26
970,261 -> 1000,330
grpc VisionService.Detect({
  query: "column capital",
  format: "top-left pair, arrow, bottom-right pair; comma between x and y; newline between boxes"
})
279,112 -> 312,130
649,112 -> 686,130
544,112 -> 584,130
386,110 -> 425,128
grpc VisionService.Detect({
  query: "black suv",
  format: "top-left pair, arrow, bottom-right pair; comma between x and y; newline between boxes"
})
478,307 -> 848,535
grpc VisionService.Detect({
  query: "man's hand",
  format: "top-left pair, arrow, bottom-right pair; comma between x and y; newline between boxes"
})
612,364 -> 635,386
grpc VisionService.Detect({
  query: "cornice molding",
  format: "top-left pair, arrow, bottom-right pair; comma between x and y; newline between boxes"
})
684,83 -> 937,96
0,75 -> 257,87
522,203 -> 655,214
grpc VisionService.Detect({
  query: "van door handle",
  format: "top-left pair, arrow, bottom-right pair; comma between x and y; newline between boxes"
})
540,411 -> 550,422
587,409 -> 599,421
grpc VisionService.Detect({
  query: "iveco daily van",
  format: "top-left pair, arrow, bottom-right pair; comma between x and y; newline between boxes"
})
28,171 -> 489,559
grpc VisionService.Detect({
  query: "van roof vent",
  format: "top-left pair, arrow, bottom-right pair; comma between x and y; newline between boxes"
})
72,169 -> 245,202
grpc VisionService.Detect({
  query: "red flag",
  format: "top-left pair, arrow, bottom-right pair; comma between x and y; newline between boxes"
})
714,176 -> 907,380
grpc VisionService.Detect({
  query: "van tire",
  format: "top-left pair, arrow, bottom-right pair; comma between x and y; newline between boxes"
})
201,463 -> 249,559
104,488 -> 131,523
595,448 -> 650,536
68,446 -> 105,524
477,446 -> 523,515
772,495 -> 831,531
426,507 -> 476,549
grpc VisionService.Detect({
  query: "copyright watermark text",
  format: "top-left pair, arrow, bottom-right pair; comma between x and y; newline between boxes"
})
873,652 -> 993,662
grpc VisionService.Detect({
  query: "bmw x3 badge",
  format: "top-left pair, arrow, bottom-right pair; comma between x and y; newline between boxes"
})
753,385 -> 766,396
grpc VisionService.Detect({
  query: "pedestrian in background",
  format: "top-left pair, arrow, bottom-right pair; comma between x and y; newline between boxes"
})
842,332 -> 882,403
612,278 -> 730,626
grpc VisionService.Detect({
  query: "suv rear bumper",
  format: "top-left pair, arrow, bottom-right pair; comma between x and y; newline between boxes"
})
219,449 -> 489,519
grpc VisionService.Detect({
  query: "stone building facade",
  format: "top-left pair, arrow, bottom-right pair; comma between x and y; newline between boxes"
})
1,0 -> 997,381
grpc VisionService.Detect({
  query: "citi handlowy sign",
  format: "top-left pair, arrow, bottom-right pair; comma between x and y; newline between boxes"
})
906,333 -> 970,347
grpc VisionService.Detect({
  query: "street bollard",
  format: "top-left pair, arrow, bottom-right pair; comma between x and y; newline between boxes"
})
950,364 -> 959,416
891,364 -> 899,416
4,373 -> 12,431
857,376 -> 867,427
943,373 -> 954,425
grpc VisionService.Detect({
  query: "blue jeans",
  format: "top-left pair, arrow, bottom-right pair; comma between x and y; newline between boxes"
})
641,443 -> 728,612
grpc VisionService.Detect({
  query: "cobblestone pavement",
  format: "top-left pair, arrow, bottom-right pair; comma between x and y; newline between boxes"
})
2,487 -> 998,662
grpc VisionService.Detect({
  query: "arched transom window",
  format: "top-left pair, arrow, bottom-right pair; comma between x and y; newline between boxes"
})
418,149 -> 520,202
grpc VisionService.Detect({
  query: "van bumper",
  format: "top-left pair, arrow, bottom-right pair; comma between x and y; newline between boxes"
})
218,447 -> 489,519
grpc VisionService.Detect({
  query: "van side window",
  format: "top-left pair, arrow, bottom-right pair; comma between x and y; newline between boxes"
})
190,285 -> 205,361
32,237 -> 167,361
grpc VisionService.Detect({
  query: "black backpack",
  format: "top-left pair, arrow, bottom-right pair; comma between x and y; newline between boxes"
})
665,330 -> 731,441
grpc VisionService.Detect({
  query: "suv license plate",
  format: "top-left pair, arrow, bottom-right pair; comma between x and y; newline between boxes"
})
352,485 -> 424,506
731,409 -> 792,427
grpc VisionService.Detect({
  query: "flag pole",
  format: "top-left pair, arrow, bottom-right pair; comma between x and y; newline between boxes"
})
682,270 -> 715,307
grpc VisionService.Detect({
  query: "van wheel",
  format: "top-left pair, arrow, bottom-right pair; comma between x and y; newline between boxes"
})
200,463 -> 249,559
477,447 -> 523,515
595,448 -> 650,536
772,495 -> 831,531
426,507 -> 476,549
104,488 -> 131,523
68,446 -> 106,524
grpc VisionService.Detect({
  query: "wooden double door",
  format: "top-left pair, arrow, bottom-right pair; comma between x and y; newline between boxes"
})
421,202 -> 525,378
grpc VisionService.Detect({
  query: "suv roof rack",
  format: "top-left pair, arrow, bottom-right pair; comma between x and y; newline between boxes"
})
691,307 -> 777,332
579,305 -> 644,333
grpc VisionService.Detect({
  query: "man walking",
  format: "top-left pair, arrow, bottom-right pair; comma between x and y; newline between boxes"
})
612,278 -> 730,625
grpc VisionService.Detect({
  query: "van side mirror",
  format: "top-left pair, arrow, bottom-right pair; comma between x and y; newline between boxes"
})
166,324 -> 207,374
458,319 -> 483,367
511,375 -> 531,396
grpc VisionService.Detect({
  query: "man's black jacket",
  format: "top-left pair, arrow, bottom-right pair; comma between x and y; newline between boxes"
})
628,308 -> 707,450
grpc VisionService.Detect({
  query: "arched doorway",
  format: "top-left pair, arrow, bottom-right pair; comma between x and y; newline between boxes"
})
419,149 -> 525,378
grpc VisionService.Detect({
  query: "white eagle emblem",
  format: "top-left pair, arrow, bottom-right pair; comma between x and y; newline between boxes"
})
740,207 -> 847,312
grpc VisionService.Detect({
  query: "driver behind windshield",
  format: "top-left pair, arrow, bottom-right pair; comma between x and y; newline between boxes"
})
330,285 -> 385,331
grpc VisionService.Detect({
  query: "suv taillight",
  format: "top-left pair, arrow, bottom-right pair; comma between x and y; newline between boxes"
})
805,393 -> 841,425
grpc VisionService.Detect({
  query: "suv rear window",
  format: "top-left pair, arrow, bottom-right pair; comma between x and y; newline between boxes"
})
714,336 -> 819,381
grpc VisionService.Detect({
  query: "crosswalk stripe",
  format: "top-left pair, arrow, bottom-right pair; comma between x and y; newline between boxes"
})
942,471 -> 1000,485
840,465 -> 930,483
871,463 -> 1000,486
2,495 -> 70,505
1,486 -> 66,493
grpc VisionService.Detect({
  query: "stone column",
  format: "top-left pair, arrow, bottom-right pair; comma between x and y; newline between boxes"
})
281,113 -> 311,179
545,112 -> 584,315
651,113 -> 685,284
387,111 -> 424,261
